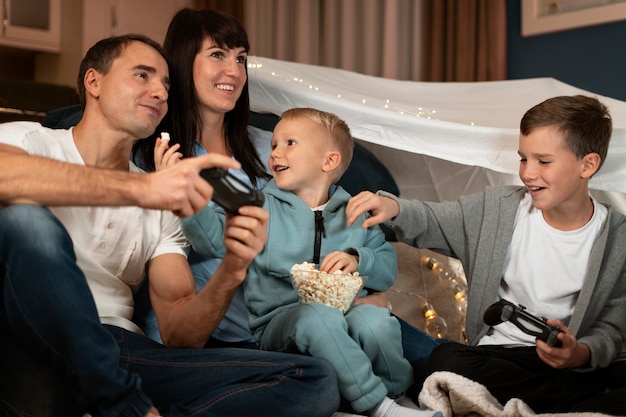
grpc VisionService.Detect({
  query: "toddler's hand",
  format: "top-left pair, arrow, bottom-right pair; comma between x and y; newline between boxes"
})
320,250 -> 358,274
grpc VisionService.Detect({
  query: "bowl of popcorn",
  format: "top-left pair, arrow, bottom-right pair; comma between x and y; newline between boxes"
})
290,262 -> 366,314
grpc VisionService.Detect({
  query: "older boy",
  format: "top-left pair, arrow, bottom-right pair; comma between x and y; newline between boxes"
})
0,36 -> 338,417
345,95 -> 626,415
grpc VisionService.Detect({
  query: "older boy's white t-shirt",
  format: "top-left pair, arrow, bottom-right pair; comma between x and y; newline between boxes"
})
0,122 -> 188,333
479,191 -> 607,346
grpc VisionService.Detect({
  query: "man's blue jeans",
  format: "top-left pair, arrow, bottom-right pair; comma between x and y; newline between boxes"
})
0,205 -> 339,417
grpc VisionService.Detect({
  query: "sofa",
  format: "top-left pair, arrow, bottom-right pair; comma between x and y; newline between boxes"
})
0,90 -> 468,416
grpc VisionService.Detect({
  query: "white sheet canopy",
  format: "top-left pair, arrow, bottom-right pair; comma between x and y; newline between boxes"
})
247,56 -> 626,209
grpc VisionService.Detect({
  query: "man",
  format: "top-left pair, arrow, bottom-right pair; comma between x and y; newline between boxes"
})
0,34 -> 339,417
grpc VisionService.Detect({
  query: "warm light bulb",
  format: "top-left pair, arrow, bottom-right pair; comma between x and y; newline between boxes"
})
453,284 -> 468,315
437,267 -> 460,288
422,302 -> 448,339
423,304 -> 436,320
421,256 -> 439,270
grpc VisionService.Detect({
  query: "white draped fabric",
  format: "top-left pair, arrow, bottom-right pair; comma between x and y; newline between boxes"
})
247,56 -> 626,211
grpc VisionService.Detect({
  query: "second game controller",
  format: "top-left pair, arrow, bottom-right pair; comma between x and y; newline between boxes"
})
483,299 -> 563,347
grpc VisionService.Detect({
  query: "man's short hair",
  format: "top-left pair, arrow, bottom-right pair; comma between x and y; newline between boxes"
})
77,34 -> 166,109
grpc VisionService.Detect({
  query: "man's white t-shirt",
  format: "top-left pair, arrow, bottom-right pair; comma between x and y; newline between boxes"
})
0,122 -> 188,333
479,191 -> 607,346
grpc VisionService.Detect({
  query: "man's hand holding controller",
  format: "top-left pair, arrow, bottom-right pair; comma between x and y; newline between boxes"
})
153,132 -> 264,216
199,167 -> 265,214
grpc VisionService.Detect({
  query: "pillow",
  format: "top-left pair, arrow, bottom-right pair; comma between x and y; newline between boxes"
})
42,104 -> 82,129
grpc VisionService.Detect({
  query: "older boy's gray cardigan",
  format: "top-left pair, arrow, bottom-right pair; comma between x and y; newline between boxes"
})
382,185 -> 626,370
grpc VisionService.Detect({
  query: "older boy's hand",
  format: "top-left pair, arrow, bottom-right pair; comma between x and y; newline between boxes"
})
346,191 -> 400,228
536,320 -> 590,369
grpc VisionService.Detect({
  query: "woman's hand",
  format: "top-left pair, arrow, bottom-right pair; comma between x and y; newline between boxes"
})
154,134 -> 183,171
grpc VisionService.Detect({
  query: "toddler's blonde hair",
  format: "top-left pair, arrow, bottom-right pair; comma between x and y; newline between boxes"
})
280,108 -> 353,182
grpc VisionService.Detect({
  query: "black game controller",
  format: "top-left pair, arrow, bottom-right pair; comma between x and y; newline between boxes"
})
199,168 -> 265,214
483,299 -> 563,347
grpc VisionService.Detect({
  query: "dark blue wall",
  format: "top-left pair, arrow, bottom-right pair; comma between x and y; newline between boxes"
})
507,0 -> 626,101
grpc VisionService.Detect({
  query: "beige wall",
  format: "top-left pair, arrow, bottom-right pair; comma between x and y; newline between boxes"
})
0,47 -> 35,80
1,0 -> 192,88
35,0 -> 83,88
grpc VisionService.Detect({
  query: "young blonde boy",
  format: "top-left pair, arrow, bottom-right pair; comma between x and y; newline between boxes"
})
183,108 -> 442,417
345,95 -> 626,415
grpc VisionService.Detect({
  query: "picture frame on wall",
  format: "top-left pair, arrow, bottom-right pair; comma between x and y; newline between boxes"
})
522,0 -> 626,36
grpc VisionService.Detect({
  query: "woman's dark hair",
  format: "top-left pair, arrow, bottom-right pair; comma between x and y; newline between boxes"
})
132,8 -> 269,185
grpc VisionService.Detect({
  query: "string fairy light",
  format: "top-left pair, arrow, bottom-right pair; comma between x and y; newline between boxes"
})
418,256 -> 449,339
417,254 -> 472,340
422,302 -> 448,339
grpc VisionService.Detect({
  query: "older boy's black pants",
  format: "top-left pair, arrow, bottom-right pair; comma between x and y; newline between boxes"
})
427,342 -> 626,415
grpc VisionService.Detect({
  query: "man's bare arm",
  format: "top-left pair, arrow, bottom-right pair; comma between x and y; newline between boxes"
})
147,252 -> 245,348
0,144 -> 146,206
149,206 -> 269,348
0,144 -> 239,217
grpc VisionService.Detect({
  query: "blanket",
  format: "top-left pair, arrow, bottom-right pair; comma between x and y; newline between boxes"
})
418,371 -> 616,417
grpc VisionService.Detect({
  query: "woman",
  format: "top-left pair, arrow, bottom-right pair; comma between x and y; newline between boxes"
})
132,8 -> 270,348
